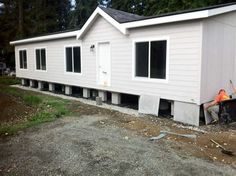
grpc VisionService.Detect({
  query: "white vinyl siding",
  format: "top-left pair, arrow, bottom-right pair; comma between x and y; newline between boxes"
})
200,12 -> 236,104
15,16 -> 202,104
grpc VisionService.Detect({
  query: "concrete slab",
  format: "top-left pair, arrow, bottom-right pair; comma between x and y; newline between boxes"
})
138,94 -> 160,116
174,101 -> 200,126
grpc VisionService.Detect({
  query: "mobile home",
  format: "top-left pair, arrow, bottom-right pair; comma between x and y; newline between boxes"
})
10,3 -> 236,126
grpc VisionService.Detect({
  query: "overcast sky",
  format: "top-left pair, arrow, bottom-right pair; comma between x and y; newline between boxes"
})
71,0 -> 75,6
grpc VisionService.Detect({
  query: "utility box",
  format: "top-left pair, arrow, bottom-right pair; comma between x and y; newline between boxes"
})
219,99 -> 236,124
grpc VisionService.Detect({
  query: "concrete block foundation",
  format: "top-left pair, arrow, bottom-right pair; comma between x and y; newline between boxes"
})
83,88 -> 90,98
49,83 -> 55,92
21,79 -> 27,86
138,94 -> 160,116
174,101 -> 200,126
30,80 -> 36,88
112,92 -> 121,105
98,91 -> 107,101
38,81 -> 43,90
65,85 -> 72,95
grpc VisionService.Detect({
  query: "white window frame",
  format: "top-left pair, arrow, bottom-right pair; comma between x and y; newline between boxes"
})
18,48 -> 28,70
132,36 -> 169,83
64,44 -> 82,75
34,47 -> 47,72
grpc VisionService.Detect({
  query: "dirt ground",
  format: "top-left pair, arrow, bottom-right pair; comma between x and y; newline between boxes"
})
0,89 -> 34,124
0,100 -> 236,175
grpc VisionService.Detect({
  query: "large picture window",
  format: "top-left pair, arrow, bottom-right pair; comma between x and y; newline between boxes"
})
65,46 -> 81,73
35,48 -> 46,70
135,39 -> 167,79
19,50 -> 27,69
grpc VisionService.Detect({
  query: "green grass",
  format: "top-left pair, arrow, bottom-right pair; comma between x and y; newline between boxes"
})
0,77 -> 71,136
0,99 -> 70,135
23,95 -> 43,105
0,76 -> 20,85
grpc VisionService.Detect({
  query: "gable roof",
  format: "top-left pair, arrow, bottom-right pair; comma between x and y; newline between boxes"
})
10,3 -> 236,45
103,2 -> 236,24
77,2 -> 236,39
99,6 -> 146,23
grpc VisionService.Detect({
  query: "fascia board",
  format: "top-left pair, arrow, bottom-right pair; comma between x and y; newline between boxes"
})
208,4 -> 236,16
123,5 -> 236,29
122,10 -> 209,29
10,31 -> 78,45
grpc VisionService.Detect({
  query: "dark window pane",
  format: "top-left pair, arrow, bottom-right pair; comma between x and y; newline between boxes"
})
73,47 -> 81,73
41,49 -> 46,70
19,51 -> 23,68
150,41 -> 167,79
36,49 -> 40,70
66,47 -> 72,72
135,42 -> 149,77
23,50 -> 27,69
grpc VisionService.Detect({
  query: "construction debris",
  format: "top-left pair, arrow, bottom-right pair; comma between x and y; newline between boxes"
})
210,139 -> 234,156
149,130 -> 197,141
149,133 -> 167,141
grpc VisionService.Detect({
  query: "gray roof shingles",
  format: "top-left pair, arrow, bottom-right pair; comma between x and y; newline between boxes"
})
99,2 -> 236,24
99,6 -> 147,23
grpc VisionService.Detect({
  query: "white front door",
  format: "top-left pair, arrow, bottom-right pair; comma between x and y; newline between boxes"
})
97,42 -> 111,86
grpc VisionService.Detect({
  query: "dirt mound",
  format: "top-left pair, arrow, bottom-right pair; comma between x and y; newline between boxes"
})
0,92 -> 34,124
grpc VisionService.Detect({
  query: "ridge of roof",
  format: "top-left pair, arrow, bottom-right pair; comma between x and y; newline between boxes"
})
100,2 -> 236,23
98,6 -> 146,23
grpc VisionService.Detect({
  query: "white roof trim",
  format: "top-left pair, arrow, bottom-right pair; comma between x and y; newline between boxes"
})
76,7 -> 128,39
10,31 -> 78,45
122,4 -> 236,29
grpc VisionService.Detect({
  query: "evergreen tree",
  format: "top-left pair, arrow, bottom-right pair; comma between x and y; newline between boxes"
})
69,0 -> 98,29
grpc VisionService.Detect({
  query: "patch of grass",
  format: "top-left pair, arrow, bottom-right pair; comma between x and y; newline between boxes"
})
0,77 -> 20,85
23,95 -> 43,106
0,123 -> 28,136
0,87 -> 71,136
0,86 -> 22,97
0,103 -> 70,136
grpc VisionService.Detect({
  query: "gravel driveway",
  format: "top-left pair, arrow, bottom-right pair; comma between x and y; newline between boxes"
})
0,115 -> 235,176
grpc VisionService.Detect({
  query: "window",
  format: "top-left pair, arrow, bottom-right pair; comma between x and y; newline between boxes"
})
35,48 -> 46,70
135,40 -> 167,79
19,50 -> 27,69
65,46 -> 81,73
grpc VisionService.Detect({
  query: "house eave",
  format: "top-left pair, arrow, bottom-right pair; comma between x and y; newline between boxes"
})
122,4 -> 236,29
10,31 -> 79,45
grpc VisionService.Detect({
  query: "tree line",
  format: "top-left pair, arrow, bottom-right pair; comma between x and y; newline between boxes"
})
0,0 -> 234,67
